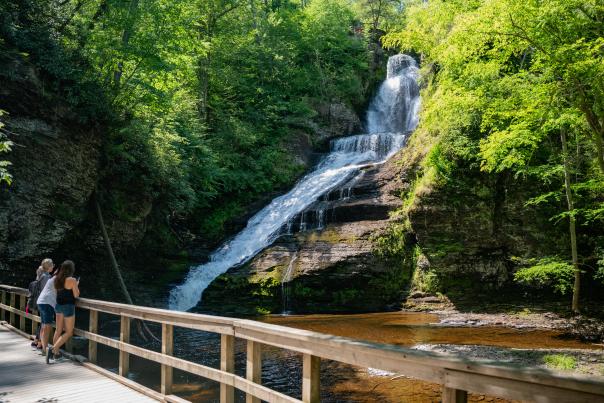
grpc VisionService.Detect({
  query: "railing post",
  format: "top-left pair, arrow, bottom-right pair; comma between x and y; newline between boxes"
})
9,292 -> 15,326
161,323 -> 173,395
302,354 -> 320,403
0,290 -> 5,322
66,336 -> 74,353
48,325 -> 55,345
220,334 -> 235,403
246,340 -> 262,403
443,387 -> 468,403
19,294 -> 26,331
88,310 -> 98,364
119,315 -> 130,377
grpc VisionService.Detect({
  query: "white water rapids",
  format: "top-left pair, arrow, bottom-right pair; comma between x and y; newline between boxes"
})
169,55 -> 420,311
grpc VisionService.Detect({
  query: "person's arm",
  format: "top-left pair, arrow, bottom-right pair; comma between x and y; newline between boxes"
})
68,277 -> 80,298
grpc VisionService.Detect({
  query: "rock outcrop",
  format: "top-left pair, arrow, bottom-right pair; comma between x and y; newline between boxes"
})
302,102 -> 363,146
407,166 -> 563,297
0,57 -> 102,284
200,151 -> 413,315
200,124 -> 569,314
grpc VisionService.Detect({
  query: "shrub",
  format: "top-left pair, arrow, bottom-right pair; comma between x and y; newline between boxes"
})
543,354 -> 577,371
513,258 -> 575,295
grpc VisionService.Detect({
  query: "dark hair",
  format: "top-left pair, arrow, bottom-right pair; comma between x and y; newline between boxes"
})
54,260 -> 75,290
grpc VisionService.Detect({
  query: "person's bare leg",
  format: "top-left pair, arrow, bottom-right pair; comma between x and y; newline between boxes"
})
36,323 -> 42,347
53,315 -> 74,353
53,313 -> 64,346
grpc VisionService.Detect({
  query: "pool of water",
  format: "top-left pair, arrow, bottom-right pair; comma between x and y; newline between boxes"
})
261,311 -> 596,349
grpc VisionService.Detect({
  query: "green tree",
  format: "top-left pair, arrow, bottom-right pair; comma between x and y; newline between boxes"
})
1,0 -> 376,243
384,0 -> 604,312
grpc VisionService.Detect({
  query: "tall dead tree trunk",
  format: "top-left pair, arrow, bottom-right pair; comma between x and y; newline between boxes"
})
94,192 -> 158,342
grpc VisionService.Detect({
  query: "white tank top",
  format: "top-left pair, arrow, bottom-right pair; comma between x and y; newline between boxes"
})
37,277 -> 57,307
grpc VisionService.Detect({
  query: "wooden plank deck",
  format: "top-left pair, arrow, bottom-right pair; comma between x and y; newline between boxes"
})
0,325 -> 156,403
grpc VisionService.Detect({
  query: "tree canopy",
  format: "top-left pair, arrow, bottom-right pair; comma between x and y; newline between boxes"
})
384,0 -> 604,310
0,0 -> 397,243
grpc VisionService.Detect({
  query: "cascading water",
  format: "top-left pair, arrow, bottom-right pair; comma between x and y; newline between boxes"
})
168,54 -> 420,312
367,54 -> 420,133
281,252 -> 298,314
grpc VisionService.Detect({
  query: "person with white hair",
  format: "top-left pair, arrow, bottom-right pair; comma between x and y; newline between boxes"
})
27,258 -> 54,350
35,258 -> 56,354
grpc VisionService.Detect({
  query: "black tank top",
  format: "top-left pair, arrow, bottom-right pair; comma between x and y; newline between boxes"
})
56,287 -> 76,305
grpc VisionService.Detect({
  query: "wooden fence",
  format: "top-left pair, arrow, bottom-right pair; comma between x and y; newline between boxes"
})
1,284 -> 604,403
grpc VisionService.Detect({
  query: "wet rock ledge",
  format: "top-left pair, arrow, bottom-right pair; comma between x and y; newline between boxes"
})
200,152 -> 413,315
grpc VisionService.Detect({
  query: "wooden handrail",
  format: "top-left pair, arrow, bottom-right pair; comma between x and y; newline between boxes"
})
1,284 -> 604,403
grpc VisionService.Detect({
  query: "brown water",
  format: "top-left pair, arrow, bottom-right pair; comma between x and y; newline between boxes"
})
98,311 -> 599,402
255,312 -> 600,403
261,311 -> 597,349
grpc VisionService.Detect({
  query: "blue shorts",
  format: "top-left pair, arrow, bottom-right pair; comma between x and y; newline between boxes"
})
55,304 -> 75,317
38,304 -> 55,325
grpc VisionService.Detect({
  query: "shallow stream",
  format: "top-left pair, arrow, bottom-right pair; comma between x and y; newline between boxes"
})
91,310 -> 599,402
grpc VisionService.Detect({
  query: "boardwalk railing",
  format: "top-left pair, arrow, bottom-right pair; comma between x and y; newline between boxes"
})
1,284 -> 604,403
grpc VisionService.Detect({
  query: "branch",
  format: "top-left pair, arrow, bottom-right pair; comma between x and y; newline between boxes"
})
215,1 -> 243,21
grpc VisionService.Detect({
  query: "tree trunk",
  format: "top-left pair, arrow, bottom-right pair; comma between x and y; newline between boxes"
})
560,129 -> 581,313
198,53 -> 210,123
94,193 -> 158,342
114,0 -> 140,89
594,129 -> 604,175
94,194 -> 134,305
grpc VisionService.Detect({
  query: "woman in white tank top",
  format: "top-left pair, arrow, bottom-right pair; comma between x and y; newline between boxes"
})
36,276 -> 57,354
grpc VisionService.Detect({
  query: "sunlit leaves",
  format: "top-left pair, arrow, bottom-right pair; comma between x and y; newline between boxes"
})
0,110 -> 12,186
385,0 -> 604,297
514,257 -> 575,295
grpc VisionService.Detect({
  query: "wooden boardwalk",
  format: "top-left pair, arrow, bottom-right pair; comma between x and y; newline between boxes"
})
0,325 -> 155,403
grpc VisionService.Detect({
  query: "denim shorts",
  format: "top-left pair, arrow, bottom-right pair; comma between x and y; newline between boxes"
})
38,304 -> 55,325
55,303 -> 75,317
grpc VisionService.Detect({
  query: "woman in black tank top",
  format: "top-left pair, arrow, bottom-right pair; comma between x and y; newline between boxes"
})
56,287 -> 76,305
48,260 -> 80,363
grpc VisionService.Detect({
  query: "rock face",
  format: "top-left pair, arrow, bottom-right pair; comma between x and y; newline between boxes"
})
0,58 -> 101,284
201,152 -> 413,315
304,102 -> 363,145
407,169 -> 562,297
200,125 -> 569,314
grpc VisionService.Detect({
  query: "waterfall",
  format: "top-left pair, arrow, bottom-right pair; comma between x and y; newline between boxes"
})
168,54 -> 420,312
281,252 -> 298,314
367,54 -> 420,134
316,209 -> 325,230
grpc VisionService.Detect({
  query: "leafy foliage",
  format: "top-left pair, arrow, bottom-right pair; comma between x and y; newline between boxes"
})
0,0 -> 384,243
0,110 -> 12,185
514,258 -> 575,295
543,354 -> 577,371
595,248 -> 604,284
383,0 -> 604,305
